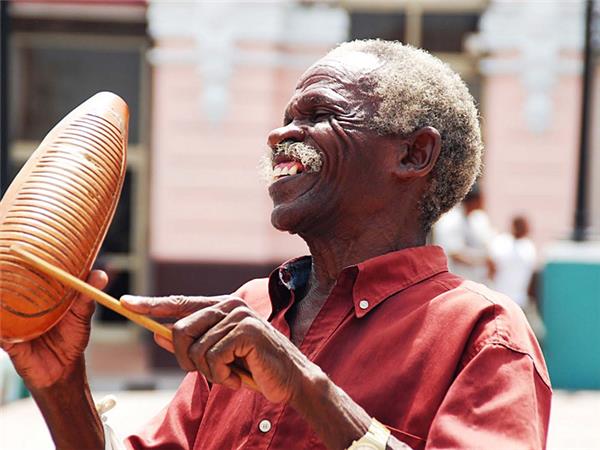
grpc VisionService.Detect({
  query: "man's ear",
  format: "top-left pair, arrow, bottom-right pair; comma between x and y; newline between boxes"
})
394,126 -> 441,179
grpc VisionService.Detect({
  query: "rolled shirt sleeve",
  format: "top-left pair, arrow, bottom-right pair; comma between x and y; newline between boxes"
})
124,373 -> 210,450
426,343 -> 551,449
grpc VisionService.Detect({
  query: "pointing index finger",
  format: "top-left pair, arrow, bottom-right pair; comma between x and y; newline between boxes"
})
120,295 -> 222,319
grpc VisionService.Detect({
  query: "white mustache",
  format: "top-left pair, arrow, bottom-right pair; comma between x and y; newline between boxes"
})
272,142 -> 323,172
258,142 -> 323,184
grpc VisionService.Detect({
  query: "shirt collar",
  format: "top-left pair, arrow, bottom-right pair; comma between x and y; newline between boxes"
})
352,245 -> 448,317
268,246 -> 448,318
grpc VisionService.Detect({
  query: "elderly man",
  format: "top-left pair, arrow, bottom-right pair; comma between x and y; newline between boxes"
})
4,40 -> 551,450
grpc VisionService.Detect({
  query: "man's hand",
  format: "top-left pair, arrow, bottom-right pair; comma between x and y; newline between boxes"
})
121,294 -> 315,404
121,294 -> 412,450
1,270 -> 108,390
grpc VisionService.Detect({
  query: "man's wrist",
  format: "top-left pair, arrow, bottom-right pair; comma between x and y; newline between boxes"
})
288,362 -> 372,449
27,355 -> 87,393
347,418 -> 391,450
30,357 -> 104,450
288,359 -> 331,413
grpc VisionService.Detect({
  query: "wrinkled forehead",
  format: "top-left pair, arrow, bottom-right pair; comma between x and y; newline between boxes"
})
295,51 -> 384,92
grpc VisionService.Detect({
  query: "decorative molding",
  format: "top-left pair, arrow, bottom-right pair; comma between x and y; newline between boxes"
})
10,2 -> 146,22
146,1 -> 349,122
146,47 -> 321,70
468,0 -> 587,133
147,2 -> 348,45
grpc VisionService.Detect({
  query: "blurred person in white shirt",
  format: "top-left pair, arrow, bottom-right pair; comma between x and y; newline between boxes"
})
488,216 -> 536,308
433,187 -> 495,284
488,216 -> 545,341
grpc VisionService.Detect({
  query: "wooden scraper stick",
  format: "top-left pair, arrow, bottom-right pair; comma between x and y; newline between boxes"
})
10,245 -> 258,391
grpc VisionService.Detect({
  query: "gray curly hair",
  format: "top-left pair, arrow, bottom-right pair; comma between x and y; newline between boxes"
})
328,40 -> 483,231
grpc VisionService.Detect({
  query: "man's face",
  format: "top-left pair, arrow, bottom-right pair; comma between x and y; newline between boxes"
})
266,52 -> 398,235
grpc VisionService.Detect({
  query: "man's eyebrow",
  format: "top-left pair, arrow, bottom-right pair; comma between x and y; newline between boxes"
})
295,91 -> 350,113
282,89 -> 348,125
301,90 -> 344,104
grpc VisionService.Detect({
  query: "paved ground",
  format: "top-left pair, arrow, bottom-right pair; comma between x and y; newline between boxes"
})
1,389 -> 598,449
547,390 -> 600,449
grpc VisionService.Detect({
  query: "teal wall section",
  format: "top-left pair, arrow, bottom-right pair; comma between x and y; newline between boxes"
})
542,262 -> 600,389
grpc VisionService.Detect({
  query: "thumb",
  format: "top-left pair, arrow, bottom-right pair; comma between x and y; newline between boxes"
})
120,294 -> 215,318
70,269 -> 108,321
154,329 -> 175,353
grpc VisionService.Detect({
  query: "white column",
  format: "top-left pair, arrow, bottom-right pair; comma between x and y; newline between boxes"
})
146,1 -> 349,122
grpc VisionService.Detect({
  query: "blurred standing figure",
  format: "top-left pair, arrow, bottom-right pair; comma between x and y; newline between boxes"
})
488,216 -> 545,341
488,216 -> 536,308
433,187 -> 495,284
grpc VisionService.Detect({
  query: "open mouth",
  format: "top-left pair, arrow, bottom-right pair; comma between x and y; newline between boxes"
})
266,141 -> 323,185
267,151 -> 321,206
272,159 -> 305,182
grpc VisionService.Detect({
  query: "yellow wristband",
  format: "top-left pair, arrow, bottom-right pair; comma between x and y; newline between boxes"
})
347,418 -> 390,450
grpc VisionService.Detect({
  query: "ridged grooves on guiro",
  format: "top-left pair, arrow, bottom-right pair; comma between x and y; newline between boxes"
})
0,113 -> 123,319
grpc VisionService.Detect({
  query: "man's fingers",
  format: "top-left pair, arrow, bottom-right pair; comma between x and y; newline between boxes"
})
202,319 -> 259,386
171,308 -> 221,371
220,371 -> 242,391
170,299 -> 250,373
154,332 -> 175,353
185,306 -> 253,379
120,295 -> 223,318
123,294 -> 253,374
87,270 -> 109,291
77,269 -> 108,304
70,270 -> 108,321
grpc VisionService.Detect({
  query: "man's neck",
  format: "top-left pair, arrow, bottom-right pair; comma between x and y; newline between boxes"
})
299,219 -> 425,299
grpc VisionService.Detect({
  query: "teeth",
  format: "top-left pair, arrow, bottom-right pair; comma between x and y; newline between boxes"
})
272,162 -> 302,182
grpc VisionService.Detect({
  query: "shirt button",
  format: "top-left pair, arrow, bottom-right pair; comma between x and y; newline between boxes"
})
258,419 -> 272,433
359,299 -> 369,310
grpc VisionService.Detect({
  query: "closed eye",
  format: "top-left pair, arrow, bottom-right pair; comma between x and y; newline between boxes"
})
312,109 -> 332,122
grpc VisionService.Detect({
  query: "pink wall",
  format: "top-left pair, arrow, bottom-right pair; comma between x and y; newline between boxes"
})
482,73 -> 582,252
150,41 -> 333,263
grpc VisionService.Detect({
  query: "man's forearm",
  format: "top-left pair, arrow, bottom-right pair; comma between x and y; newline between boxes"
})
290,366 -> 411,450
29,358 -> 104,450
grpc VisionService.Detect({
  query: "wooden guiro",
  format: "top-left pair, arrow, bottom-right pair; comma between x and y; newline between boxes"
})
0,93 -> 257,390
0,92 -> 128,343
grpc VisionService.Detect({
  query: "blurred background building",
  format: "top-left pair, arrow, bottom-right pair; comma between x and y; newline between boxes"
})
0,0 -> 598,407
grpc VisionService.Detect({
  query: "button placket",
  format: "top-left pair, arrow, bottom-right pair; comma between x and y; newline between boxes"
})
243,400 -> 288,448
299,273 -> 356,360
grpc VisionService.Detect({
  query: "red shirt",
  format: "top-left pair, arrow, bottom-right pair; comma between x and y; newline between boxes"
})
125,246 -> 551,449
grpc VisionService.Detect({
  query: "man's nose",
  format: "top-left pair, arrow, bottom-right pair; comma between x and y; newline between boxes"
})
267,123 -> 306,148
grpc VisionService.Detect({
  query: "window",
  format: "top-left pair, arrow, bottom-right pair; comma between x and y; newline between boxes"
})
11,46 -> 142,143
421,13 -> 479,53
350,12 -> 406,42
8,12 -> 150,323
348,6 -> 483,106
